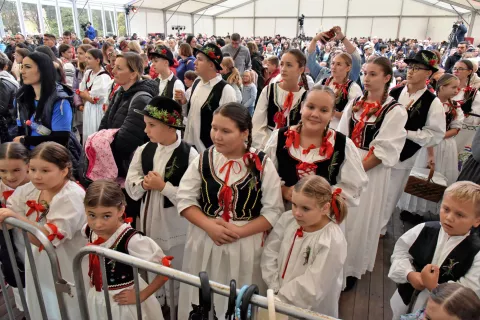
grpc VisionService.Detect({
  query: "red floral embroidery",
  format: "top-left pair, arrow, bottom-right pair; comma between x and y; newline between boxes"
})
207,51 -> 218,59
429,59 -> 437,67
168,116 -> 176,125
161,49 -> 167,55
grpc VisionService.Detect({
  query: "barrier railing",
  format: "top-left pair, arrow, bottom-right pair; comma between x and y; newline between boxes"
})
73,245 -> 338,320
0,217 -> 73,320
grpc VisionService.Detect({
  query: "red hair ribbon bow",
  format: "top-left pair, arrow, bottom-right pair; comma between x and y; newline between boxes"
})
282,227 -> 304,279
88,236 -> 107,292
351,101 -> 382,147
26,200 -> 46,222
39,223 -> 64,252
161,256 -> 174,280
218,160 -> 241,222
284,129 -> 300,149
319,130 -> 334,159
122,213 -> 133,224
331,188 -> 343,223
273,92 -> 295,129
243,152 -> 263,172
2,190 -> 14,208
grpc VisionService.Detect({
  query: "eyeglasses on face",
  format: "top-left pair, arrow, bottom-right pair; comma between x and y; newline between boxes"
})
406,65 -> 430,72
452,67 -> 469,71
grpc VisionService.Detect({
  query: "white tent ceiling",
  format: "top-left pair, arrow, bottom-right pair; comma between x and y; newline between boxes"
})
125,0 -> 253,15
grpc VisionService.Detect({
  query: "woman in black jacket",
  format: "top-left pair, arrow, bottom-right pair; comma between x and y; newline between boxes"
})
99,52 -> 159,177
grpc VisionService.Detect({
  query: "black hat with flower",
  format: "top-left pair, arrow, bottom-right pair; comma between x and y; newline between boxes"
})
193,43 -> 223,71
148,45 -> 174,66
134,96 -> 184,130
404,50 -> 439,73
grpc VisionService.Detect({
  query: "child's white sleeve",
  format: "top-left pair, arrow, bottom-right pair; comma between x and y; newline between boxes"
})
276,234 -> 347,310
259,159 -> 285,227
261,212 -> 290,292
127,233 -> 165,263
263,129 -> 279,172
176,154 -> 202,215
161,147 -> 199,206
457,251 -> 480,296
388,223 -> 426,284
125,145 -> 147,201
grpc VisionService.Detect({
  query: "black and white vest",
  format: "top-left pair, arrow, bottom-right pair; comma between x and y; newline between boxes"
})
266,82 -> 307,130
198,147 -> 266,221
321,77 -> 355,113
397,222 -> 480,305
140,140 -> 192,208
390,86 -> 436,161
155,74 -> 179,99
348,97 -> 400,151
275,127 -> 346,187
187,79 -> 228,148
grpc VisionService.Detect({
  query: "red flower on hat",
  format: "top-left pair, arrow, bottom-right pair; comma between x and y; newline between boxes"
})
207,51 -> 217,59
429,59 -> 437,67
161,49 -> 167,55
168,116 -> 176,125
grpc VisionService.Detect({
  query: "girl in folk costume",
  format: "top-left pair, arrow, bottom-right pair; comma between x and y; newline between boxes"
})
398,74 -> 465,216
320,53 -> 362,130
84,180 -> 172,320
452,59 -> 480,154
261,176 -> 348,318
252,49 -> 309,149
176,103 -> 284,319
125,97 -> 198,306
78,49 -> 112,140
337,57 -> 408,289
149,45 -> 185,99
0,142 -> 89,320
0,143 -> 30,312
264,85 -> 368,208
73,44 -> 94,142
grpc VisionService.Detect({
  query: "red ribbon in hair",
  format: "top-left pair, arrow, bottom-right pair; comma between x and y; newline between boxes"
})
351,101 -> 382,147
26,200 -> 46,222
39,223 -> 64,251
319,130 -> 334,159
242,152 -> 263,172
218,160 -> 241,222
2,190 -> 14,208
122,213 -> 133,224
296,162 -> 318,178
284,129 -> 300,149
88,236 -> 107,292
331,188 -> 343,223
282,227 -> 304,279
273,92 -> 295,129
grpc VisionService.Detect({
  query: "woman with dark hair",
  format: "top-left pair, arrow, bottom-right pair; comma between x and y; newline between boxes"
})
59,44 -> 75,87
453,59 -> 480,154
35,45 -> 66,85
176,43 -> 195,83
13,52 -> 73,149
78,48 -> 111,140
186,34 -> 197,49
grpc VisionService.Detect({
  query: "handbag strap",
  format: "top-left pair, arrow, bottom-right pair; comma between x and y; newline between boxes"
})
233,46 -> 242,60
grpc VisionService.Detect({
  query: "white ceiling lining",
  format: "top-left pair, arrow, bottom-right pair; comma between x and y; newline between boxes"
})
124,0 -> 250,15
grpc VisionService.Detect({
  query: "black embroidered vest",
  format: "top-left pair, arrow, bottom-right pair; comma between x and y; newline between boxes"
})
321,77 -> 355,112
275,127 -> 346,187
187,79 -> 228,148
348,98 -> 400,151
390,86 -> 436,161
141,140 -> 192,208
155,74 -> 179,99
198,147 -> 266,221
266,83 -> 307,130
87,226 -> 141,291
397,222 -> 480,305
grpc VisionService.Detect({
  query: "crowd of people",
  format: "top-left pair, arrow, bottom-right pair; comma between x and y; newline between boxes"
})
0,21 -> 479,320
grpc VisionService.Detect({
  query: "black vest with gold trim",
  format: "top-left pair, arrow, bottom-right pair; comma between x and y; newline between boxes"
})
348,97 -> 400,151
275,127 -> 346,187
267,82 -> 307,130
198,147 -> 266,221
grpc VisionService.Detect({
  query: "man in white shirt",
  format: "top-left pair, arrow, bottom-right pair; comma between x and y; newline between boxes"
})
176,43 -> 237,152
149,45 -> 185,99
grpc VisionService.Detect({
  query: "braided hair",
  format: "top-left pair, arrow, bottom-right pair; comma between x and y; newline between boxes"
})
458,59 -> 476,114
213,103 -> 259,177
284,49 -> 309,91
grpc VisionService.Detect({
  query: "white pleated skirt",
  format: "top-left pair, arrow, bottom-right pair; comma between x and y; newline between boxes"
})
83,102 -> 105,142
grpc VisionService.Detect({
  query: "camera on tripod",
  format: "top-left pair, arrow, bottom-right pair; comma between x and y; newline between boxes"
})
298,14 -> 305,26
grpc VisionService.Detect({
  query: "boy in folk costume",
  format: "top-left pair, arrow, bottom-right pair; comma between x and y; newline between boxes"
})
125,96 -> 198,307
149,45 -> 185,99
176,43 -> 237,153
388,181 -> 480,319
382,50 -> 446,232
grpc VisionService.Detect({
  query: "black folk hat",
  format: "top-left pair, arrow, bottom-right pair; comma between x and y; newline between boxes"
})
148,45 -> 175,66
404,50 -> 440,73
134,96 -> 184,130
194,43 -> 223,71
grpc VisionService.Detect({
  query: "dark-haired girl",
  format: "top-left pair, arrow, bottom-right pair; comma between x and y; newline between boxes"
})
83,180 -> 169,320
0,142 -> 88,319
252,49 -> 309,149
338,57 -> 408,287
264,85 -> 367,208
79,48 -> 112,140
0,142 -> 29,312
14,52 -> 73,149
177,103 -> 284,318
452,59 -> 480,155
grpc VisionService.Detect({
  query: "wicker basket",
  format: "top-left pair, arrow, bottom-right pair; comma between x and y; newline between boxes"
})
404,166 -> 447,203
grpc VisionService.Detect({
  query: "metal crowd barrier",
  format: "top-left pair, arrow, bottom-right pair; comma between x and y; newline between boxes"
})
73,245 -> 338,320
0,217 -> 72,320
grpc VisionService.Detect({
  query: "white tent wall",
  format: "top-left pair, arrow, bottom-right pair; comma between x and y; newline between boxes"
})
214,0 -> 460,41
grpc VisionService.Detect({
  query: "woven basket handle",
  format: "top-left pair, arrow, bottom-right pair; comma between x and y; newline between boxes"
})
427,164 -> 435,182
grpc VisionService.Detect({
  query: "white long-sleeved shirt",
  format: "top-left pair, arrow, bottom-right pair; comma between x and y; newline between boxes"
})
157,71 -> 185,97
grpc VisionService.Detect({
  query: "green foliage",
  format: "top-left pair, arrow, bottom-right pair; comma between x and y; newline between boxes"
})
117,12 -> 126,37
1,1 -> 21,34
42,5 -> 59,36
